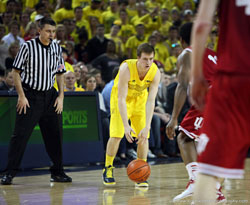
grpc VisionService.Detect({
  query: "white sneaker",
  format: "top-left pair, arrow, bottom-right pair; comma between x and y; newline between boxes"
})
173,179 -> 195,202
147,150 -> 156,158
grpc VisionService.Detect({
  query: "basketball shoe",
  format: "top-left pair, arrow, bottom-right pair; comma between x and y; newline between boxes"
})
173,179 -> 194,202
103,165 -> 116,186
174,180 -> 226,203
216,186 -> 226,203
135,181 -> 149,187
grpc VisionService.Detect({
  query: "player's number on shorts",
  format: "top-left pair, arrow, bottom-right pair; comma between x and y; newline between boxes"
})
236,0 -> 250,15
194,117 -> 203,130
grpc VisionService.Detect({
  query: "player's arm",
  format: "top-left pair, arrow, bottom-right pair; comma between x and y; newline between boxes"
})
166,52 -> 191,140
191,0 -> 219,110
137,69 -> 161,145
118,63 -> 136,143
13,69 -> 30,114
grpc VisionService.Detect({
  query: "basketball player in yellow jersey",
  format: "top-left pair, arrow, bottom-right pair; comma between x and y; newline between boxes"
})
103,43 -> 161,187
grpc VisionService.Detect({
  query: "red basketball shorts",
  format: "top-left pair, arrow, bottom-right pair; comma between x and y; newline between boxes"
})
197,73 -> 250,179
179,105 -> 203,141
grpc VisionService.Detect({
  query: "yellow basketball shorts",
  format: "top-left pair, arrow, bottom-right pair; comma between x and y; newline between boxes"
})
109,94 -> 150,139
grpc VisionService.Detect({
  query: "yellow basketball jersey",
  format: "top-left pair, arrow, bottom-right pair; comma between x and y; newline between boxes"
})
112,59 -> 158,98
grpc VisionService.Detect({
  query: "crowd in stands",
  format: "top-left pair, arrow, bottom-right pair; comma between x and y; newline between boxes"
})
0,0 -> 219,161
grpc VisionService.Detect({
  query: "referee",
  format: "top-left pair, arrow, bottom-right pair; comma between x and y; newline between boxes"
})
1,17 -> 72,185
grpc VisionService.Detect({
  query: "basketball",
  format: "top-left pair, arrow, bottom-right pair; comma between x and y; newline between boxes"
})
127,159 -> 151,183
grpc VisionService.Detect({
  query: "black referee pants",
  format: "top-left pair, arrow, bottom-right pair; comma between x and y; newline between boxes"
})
6,87 -> 63,175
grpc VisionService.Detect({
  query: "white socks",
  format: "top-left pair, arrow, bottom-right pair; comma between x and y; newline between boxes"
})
186,162 -> 199,180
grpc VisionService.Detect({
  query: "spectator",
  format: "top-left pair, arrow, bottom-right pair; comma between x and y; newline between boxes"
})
165,43 -> 182,74
126,22 -> 147,59
30,2 -> 46,22
0,70 -> 15,91
0,24 -> 9,71
117,9 -> 135,49
61,47 -> 74,70
149,31 -> 170,66
2,20 -> 25,48
65,40 -> 77,65
24,22 -> 37,41
74,6 -> 91,40
64,71 -> 85,91
5,0 -> 18,14
86,24 -> 109,63
83,0 -> 103,24
91,40 -> 121,84
166,26 -> 180,50
5,41 -> 20,70
158,8 -> 172,40
62,18 -> 76,41
55,24 -> 67,46
72,62 -> 83,88
182,9 -> 193,24
19,11 -> 31,37
126,0 -> 137,20
1,11 -> 14,31
102,0 -> 119,33
89,68 -> 105,92
171,7 -> 182,28
74,27 -> 88,62
88,16 -> 99,38
130,2 -> 146,25
53,0 -> 74,24
79,63 -> 89,88
105,24 -> 123,58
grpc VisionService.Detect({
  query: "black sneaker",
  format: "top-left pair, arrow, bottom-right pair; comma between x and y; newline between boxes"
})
1,174 -> 14,185
50,172 -> 72,183
103,165 -> 116,186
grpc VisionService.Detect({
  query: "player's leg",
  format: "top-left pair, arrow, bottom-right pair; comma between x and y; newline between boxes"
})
194,75 -> 250,203
178,132 -> 197,166
137,139 -> 149,160
193,174 -> 217,205
105,137 -> 122,167
131,114 -> 150,188
173,132 -> 198,202
175,129 -> 224,202
103,99 -> 125,185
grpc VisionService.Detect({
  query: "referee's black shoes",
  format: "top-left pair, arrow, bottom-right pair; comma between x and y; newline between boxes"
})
1,173 -> 14,185
50,172 -> 72,183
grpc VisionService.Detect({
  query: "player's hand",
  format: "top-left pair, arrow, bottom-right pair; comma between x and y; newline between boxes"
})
54,96 -> 64,114
124,125 -> 136,143
137,127 -> 150,145
191,76 -> 208,111
16,95 -> 30,114
166,118 -> 178,140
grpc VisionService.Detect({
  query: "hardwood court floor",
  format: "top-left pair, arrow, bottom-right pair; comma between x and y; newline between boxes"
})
0,159 -> 250,205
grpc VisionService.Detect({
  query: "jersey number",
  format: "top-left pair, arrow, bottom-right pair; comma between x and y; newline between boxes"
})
236,0 -> 250,15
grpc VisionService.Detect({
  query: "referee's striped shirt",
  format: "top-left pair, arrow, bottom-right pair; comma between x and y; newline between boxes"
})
13,37 -> 66,91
